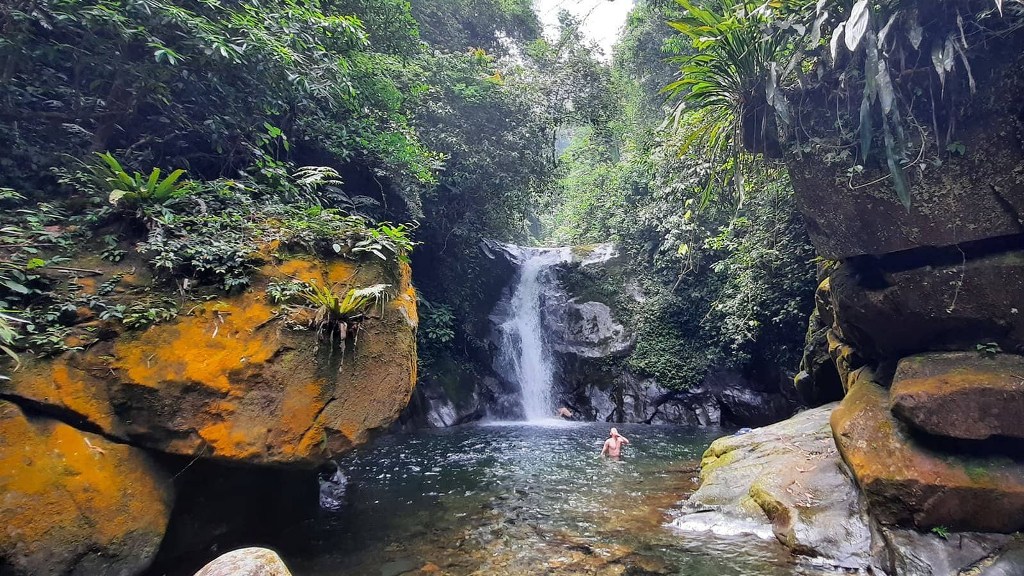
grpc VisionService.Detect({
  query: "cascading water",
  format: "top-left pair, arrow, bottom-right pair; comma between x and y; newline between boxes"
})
495,247 -> 569,421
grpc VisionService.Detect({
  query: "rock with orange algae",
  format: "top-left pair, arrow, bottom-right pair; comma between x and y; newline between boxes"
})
1,255 -> 418,468
0,400 -> 173,576
193,547 -> 293,576
890,352 -> 1024,441
832,372 -> 1024,532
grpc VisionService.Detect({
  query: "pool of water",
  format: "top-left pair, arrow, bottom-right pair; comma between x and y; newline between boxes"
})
279,421 -> 831,576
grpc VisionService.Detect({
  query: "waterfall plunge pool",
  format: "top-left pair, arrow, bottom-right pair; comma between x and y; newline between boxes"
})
277,422 -> 835,576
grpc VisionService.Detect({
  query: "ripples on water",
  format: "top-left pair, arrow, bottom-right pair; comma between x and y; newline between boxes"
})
282,422 -> 834,576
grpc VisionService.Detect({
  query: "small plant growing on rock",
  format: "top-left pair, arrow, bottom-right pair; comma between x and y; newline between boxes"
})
280,279 -> 392,365
931,526 -> 950,540
976,342 -> 1002,358
92,153 -> 191,209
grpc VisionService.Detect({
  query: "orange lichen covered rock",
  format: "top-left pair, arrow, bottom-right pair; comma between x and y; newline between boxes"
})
0,400 -> 173,576
890,352 -> 1024,441
831,375 -> 1024,532
2,254 -> 418,468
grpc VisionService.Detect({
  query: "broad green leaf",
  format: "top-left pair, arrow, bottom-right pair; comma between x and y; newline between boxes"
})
845,0 -> 870,51
146,168 -> 161,193
109,189 -> 128,205
859,94 -> 873,162
1,280 -> 29,294
830,22 -> 846,62
877,58 -> 895,114
864,34 -> 880,102
883,115 -> 912,209
25,258 -> 45,270
153,169 -> 186,199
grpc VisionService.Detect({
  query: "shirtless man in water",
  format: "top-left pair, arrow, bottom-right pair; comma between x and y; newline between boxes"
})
600,428 -> 630,459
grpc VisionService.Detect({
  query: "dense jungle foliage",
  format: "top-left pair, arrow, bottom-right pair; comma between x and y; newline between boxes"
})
543,0 -> 816,388
6,0 -> 1008,391
0,0 -> 558,380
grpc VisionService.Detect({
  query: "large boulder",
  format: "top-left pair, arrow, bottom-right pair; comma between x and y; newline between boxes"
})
2,256 -> 418,467
671,403 -> 873,570
832,374 -> 1024,532
0,400 -> 173,576
890,352 -> 1024,441
828,251 -> 1024,359
784,48 -> 1024,260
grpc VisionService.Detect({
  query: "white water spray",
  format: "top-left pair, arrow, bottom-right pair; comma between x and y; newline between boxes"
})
498,247 -> 569,421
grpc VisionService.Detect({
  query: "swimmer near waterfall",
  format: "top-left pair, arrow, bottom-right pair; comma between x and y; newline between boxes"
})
600,427 -> 630,459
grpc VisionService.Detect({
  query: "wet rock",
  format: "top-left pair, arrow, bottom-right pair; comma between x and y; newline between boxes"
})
399,361 -> 486,429
872,527 -> 1014,576
2,257 -> 418,467
555,300 -> 634,358
671,403 -> 873,570
827,251 -> 1024,359
0,400 -> 172,576
831,374 -> 1024,532
193,547 -> 292,576
979,542 -> 1024,576
890,352 -> 1024,441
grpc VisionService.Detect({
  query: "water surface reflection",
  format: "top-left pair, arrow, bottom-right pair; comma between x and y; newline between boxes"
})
283,422 -> 832,575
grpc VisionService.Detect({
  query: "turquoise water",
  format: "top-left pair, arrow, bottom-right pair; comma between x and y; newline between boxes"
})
279,421 -> 832,576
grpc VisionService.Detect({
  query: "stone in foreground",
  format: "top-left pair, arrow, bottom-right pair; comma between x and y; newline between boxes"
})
890,352 -> 1024,440
671,403 -> 873,570
832,377 -> 1024,532
193,547 -> 293,576
0,400 -> 173,576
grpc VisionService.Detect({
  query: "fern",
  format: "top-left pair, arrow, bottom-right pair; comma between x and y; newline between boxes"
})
93,153 -> 190,207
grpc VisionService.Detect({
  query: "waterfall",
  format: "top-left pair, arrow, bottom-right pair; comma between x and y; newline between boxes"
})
496,247 -> 569,421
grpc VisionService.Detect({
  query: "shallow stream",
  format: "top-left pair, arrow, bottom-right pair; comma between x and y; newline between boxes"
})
279,421 -> 830,576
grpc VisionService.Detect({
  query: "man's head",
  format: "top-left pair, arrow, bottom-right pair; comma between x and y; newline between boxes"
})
610,427 -> 619,438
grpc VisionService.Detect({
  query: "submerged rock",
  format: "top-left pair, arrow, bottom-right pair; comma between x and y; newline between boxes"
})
193,547 -> 292,576
671,403 -> 873,570
832,374 -> 1024,532
0,400 -> 172,576
890,352 -> 1024,441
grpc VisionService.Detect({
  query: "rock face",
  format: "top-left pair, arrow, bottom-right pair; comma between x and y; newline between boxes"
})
408,241 -> 798,428
827,250 -> 1024,360
890,352 -> 1024,441
779,28 -> 1024,570
3,256 -> 418,467
0,400 -> 173,576
523,244 -> 795,426
832,375 -> 1024,533
783,49 -> 1024,260
671,404 -> 873,570
0,251 -> 418,576
193,548 -> 293,576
